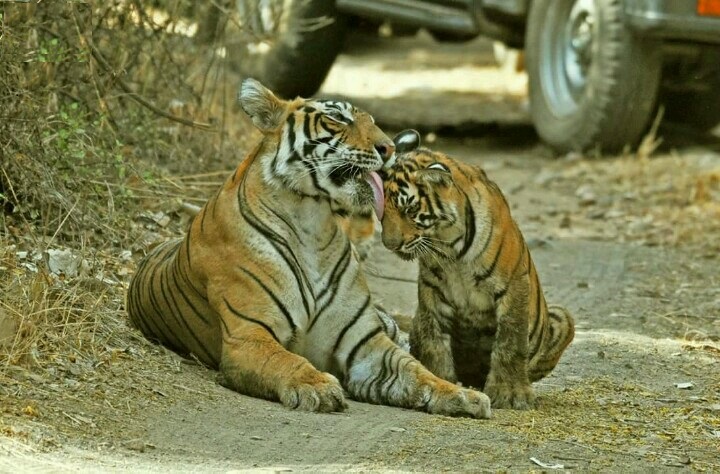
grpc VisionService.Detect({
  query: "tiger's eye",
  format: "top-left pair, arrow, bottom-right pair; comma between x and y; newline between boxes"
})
325,113 -> 352,125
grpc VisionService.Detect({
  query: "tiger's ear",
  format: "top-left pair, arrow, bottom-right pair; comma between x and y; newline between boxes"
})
238,78 -> 288,132
417,162 -> 453,186
392,129 -> 421,153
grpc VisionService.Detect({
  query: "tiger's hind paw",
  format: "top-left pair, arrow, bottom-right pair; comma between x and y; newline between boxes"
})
427,385 -> 492,419
484,381 -> 535,410
279,371 -> 347,413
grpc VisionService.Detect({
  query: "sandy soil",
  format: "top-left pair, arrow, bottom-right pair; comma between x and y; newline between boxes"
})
2,32 -> 719,473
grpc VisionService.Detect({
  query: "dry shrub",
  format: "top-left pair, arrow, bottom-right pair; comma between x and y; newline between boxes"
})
0,1 -> 254,378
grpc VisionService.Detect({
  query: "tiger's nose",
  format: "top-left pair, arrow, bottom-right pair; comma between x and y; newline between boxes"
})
374,141 -> 395,161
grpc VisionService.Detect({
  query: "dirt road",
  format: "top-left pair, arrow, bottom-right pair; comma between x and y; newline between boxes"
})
2,33 -> 719,472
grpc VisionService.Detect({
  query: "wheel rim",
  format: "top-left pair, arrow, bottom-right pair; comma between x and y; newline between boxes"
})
539,0 -> 596,117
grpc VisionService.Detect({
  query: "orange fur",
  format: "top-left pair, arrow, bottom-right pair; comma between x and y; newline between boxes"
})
381,147 -> 575,409
126,80 -> 492,417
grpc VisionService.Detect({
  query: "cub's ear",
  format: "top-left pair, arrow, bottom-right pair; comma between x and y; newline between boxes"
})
384,129 -> 421,169
418,162 -> 453,186
392,129 -> 421,153
238,78 -> 287,132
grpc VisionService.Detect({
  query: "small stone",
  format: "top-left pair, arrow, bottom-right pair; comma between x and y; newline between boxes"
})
527,237 -> 551,249
508,183 -> 524,194
587,209 -> 605,220
575,185 -> 597,206
564,151 -> 584,162
123,439 -> 146,452
250,435 -> 264,441
389,427 -> 407,433
46,248 -> 84,277
154,213 -> 171,228
534,170 -> 559,186
559,215 -> 571,229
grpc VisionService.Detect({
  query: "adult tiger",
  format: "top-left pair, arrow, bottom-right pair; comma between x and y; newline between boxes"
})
380,131 -> 575,410
334,208 -> 377,261
126,80 -> 490,417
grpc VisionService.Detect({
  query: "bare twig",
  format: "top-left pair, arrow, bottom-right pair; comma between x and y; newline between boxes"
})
636,106 -> 664,160
179,202 -> 202,216
48,198 -> 79,247
549,438 -> 598,453
172,383 -> 208,396
171,171 -> 231,179
86,39 -> 215,131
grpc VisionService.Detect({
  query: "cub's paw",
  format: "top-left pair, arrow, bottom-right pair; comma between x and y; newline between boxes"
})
427,385 -> 492,419
279,371 -> 347,413
484,381 -> 535,410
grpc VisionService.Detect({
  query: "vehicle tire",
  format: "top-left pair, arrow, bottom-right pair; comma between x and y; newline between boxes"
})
661,47 -> 720,132
225,0 -> 346,99
525,0 -> 663,153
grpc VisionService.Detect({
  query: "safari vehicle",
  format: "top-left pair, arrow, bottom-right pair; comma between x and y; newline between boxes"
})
218,1 -> 720,153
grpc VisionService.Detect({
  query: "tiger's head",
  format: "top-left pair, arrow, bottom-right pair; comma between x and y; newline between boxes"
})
238,78 -> 394,217
381,144 -> 465,261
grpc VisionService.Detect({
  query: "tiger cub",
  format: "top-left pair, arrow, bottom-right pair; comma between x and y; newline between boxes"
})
127,80 -> 491,417
380,131 -> 574,409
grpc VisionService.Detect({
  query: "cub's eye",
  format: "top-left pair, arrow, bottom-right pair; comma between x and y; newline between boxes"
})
416,214 -> 437,229
404,203 -> 420,216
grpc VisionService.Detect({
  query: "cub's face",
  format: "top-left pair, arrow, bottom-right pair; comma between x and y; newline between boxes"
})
238,78 -> 393,216
380,149 -> 463,261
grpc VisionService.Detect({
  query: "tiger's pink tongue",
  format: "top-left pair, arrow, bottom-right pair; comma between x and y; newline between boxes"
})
366,171 -> 384,220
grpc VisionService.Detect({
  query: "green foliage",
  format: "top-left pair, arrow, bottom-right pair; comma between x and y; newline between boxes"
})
42,105 -> 134,200
48,103 -> 87,161
0,0 -> 246,249
37,37 -> 60,62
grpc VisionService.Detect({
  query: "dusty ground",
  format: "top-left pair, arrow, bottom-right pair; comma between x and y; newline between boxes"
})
2,32 -> 720,472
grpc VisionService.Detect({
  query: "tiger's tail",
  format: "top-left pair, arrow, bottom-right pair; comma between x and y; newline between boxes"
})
528,304 -> 575,382
374,303 -> 411,352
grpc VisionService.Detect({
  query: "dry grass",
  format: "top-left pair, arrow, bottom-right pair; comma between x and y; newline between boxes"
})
403,376 -> 720,470
0,1 -> 254,382
0,5 -> 257,456
542,143 -> 720,251
635,106 -> 665,161
0,239 -> 125,367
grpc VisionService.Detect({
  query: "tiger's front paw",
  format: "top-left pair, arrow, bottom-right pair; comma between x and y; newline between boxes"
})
484,381 -> 535,410
279,370 -> 347,413
426,384 -> 492,419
